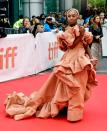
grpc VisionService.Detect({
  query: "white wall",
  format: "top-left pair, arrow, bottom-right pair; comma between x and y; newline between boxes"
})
64,0 -> 73,10
59,0 -> 74,11
23,0 -> 44,18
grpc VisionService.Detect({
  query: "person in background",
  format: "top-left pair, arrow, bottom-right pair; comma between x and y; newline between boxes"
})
99,12 -> 105,25
20,17 -> 31,33
77,15 -> 84,26
89,15 -> 103,69
30,17 -> 40,32
30,15 -> 36,26
48,12 -> 56,23
32,23 -> 44,37
13,15 -> 23,29
0,17 -> 10,28
61,11 -> 68,31
39,14 -> 45,25
44,16 -> 59,33
44,17 -> 54,32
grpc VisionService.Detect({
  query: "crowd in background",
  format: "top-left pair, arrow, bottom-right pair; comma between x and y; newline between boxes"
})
0,7 -> 107,36
0,8 -> 106,32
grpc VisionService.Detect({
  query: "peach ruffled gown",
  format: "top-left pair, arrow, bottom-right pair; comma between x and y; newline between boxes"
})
5,25 -> 97,121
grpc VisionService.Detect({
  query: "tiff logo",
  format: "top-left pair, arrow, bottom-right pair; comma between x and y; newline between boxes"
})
0,47 -> 17,70
48,42 -> 58,60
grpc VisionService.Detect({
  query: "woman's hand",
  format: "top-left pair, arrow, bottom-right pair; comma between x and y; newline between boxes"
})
90,58 -> 98,66
79,26 -> 85,36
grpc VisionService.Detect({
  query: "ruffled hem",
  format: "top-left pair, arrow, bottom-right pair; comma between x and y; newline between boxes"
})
35,101 -> 67,118
54,55 -> 93,74
53,55 -> 97,90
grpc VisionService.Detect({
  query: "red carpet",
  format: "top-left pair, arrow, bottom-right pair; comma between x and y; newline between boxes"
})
0,73 -> 107,131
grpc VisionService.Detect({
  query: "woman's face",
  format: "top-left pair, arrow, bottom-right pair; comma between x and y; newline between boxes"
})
95,16 -> 100,24
100,13 -> 104,19
67,10 -> 78,25
23,18 -> 30,27
37,25 -> 44,33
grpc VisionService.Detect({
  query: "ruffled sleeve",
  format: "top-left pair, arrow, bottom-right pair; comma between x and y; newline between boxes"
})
57,34 -> 68,51
57,25 -> 80,51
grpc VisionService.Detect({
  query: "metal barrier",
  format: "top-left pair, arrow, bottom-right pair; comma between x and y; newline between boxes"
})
0,27 -> 23,34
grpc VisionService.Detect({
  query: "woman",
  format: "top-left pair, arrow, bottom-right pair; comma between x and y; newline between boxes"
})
32,23 -> 44,37
20,17 -> 31,33
5,9 -> 97,122
44,17 -> 54,32
89,15 -> 103,66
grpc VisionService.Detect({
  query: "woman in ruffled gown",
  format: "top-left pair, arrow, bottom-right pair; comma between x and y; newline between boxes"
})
5,8 -> 97,122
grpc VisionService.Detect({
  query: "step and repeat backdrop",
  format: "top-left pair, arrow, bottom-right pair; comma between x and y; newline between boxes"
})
0,32 -> 63,82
